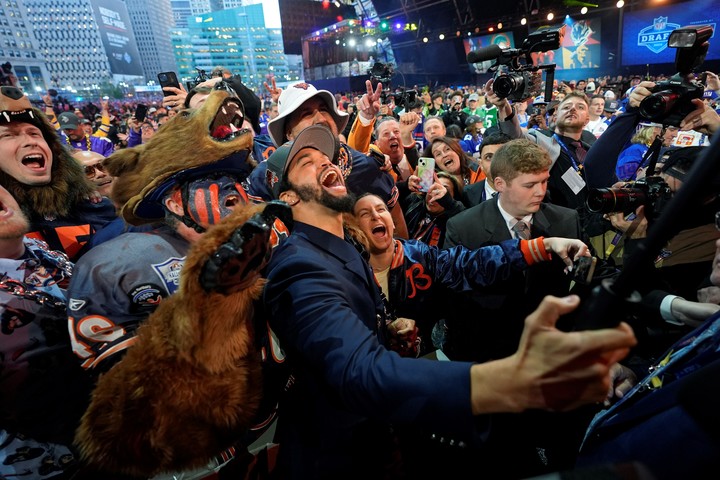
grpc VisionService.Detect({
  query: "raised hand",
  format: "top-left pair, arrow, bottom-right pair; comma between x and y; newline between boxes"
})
263,77 -> 283,103
356,80 -> 383,121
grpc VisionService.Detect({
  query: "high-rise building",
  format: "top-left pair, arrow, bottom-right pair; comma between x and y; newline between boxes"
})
170,3 -> 289,93
2,0 -> 50,93
23,0 -> 145,90
124,0 -> 178,83
170,0 -> 192,27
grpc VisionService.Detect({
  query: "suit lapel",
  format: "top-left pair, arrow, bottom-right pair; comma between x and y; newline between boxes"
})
485,198 -> 512,243
531,205 -> 551,238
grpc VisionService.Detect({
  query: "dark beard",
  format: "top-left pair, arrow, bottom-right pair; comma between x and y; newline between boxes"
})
292,183 -> 356,213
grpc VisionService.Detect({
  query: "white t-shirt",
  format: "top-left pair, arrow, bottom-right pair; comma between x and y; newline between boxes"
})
585,117 -> 608,138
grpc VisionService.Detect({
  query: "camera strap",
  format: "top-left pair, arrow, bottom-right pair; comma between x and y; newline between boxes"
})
639,135 -> 664,177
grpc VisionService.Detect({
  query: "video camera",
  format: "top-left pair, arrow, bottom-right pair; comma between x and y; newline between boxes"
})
368,62 -> 417,109
586,176 -> 673,221
467,27 -> 563,102
186,67 -> 210,92
638,25 -> 713,127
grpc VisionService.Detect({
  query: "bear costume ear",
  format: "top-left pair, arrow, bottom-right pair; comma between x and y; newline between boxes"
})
104,145 -> 144,177
106,146 -> 145,211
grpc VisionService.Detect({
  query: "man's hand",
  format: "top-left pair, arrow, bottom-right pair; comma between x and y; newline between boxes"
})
670,297 -> 720,328
606,204 -> 648,239
357,80 -> 383,121
542,237 -> 591,269
161,85 -> 187,109
605,363 -> 637,405
399,112 -> 420,145
679,99 -> 720,136
628,81 -> 656,108
704,71 -> 720,91
263,77 -> 283,103
482,79 -> 512,118
470,295 -> 636,414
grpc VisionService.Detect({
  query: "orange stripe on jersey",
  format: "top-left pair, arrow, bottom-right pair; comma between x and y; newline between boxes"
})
55,224 -> 91,260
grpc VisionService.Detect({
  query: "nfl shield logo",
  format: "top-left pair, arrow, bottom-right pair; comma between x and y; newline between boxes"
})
653,17 -> 667,31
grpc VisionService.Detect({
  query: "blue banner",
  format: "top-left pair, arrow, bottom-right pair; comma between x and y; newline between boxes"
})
622,0 -> 719,66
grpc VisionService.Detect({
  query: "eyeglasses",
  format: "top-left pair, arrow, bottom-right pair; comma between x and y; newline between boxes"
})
84,162 -> 107,177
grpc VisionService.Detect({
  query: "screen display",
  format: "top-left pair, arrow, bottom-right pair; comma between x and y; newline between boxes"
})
622,0 -> 719,66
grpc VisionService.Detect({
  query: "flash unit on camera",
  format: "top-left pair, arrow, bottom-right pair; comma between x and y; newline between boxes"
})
668,25 -> 713,49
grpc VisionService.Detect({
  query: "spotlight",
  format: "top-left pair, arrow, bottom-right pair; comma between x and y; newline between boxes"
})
422,37 -> 428,43
547,12 -> 554,21
521,17 -> 527,25
497,22 -> 503,29
348,38 -> 356,47
456,30 -> 461,37
333,0 -> 341,7
335,39 -> 340,45
581,7 -> 588,14
488,26 -> 494,32
439,33 -> 445,40
616,0 -> 624,7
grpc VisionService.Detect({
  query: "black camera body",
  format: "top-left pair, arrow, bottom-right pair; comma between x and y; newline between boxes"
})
472,27 -> 562,102
185,67 -> 210,92
639,74 -> 704,127
368,62 -> 417,110
586,176 -> 673,220
638,25 -> 713,127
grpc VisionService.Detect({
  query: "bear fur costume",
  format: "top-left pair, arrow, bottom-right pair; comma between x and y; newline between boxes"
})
74,88 -> 281,477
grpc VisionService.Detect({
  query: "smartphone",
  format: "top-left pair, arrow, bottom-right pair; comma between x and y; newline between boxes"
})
416,157 -> 435,193
135,104 -> 147,123
102,95 -> 109,100
157,71 -> 181,97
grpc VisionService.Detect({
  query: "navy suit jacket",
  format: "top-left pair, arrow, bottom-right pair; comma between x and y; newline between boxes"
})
263,222 -> 480,479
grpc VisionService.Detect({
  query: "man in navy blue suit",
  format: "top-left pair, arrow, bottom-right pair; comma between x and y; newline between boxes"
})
261,124 -> 636,479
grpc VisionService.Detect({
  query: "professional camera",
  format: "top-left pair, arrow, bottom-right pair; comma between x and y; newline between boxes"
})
467,27 -> 562,102
586,176 -> 673,220
185,67 -> 210,92
368,62 -> 393,84
638,25 -> 713,127
368,62 -> 416,109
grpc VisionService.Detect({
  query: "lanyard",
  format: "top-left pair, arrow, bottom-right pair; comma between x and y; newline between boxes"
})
553,134 -> 584,174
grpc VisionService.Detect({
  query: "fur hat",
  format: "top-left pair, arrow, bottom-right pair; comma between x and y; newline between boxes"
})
267,82 -> 348,146
106,89 -> 256,225
0,86 -> 94,219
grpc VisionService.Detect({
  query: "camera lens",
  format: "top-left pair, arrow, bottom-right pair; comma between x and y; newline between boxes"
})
159,73 -> 167,81
639,91 -> 679,119
586,187 -> 647,214
493,73 -> 524,99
